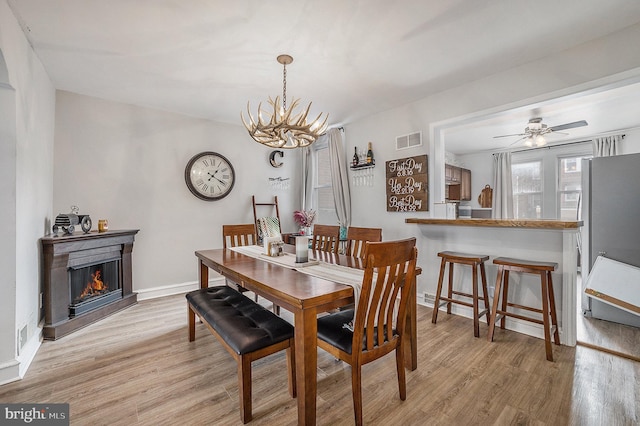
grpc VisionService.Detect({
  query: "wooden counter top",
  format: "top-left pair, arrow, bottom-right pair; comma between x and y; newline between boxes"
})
405,218 -> 583,230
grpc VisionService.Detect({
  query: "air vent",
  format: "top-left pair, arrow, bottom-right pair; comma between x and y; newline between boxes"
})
396,131 -> 422,150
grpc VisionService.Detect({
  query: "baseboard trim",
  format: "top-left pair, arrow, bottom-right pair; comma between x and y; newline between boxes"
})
17,330 -> 41,379
420,297 -> 558,342
577,340 -> 640,363
0,359 -> 20,386
135,277 -> 225,301
0,329 -> 42,386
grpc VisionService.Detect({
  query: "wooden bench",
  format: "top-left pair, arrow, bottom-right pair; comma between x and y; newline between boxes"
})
186,286 -> 296,423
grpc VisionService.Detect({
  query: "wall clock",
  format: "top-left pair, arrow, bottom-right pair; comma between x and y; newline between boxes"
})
184,151 -> 235,201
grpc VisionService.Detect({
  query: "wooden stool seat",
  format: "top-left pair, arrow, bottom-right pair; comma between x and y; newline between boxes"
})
432,251 -> 490,338
488,257 -> 560,361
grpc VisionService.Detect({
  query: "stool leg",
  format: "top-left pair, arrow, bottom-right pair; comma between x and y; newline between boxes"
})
488,265 -> 504,342
500,270 -> 510,330
446,262 -> 454,315
431,257 -> 448,324
479,262 -> 490,326
472,262 -> 480,337
547,271 -> 561,345
540,271 -> 553,361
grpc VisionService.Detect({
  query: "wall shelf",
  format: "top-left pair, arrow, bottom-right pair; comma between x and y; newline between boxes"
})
350,163 -> 375,170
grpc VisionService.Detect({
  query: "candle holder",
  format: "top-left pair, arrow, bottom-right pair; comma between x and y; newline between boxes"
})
98,219 -> 108,232
295,236 -> 309,263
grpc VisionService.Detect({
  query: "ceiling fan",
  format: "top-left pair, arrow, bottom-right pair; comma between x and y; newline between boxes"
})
494,117 -> 588,147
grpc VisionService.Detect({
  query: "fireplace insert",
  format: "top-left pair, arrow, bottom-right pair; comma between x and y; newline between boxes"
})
69,260 -> 122,317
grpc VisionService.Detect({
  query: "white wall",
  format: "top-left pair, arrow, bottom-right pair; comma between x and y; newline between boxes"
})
54,91 -> 302,298
0,0 -> 56,384
345,22 -> 640,300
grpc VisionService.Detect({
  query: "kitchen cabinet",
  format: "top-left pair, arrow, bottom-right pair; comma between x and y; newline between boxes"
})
445,164 -> 461,183
445,164 -> 471,201
460,168 -> 471,201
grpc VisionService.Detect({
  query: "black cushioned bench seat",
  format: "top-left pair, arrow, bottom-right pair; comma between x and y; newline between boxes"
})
186,286 -> 296,423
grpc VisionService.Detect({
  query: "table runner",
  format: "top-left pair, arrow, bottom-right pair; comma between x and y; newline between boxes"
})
227,246 -> 397,328
230,245 -> 319,268
230,245 -> 365,305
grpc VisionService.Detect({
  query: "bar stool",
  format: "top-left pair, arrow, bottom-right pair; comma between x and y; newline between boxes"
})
488,257 -> 560,361
432,251 -> 491,337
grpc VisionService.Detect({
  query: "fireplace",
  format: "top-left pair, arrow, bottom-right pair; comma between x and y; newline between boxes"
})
69,260 -> 122,317
41,229 -> 139,339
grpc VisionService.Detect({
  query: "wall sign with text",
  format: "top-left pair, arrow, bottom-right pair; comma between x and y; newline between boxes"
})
385,155 -> 428,212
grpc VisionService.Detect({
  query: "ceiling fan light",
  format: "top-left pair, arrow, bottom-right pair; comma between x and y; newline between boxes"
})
535,134 -> 546,146
524,137 -> 534,147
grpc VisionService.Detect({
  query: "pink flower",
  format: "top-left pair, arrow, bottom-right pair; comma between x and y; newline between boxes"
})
293,210 -> 316,227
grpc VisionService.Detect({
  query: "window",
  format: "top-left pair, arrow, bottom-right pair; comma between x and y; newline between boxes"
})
558,155 -> 590,221
512,161 -> 542,219
313,142 -> 337,225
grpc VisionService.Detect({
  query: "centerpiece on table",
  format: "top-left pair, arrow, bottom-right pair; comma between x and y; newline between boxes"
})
293,209 -> 316,236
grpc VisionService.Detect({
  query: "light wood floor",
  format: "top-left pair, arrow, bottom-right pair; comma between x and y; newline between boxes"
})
1,293 -> 638,425
575,273 -> 640,362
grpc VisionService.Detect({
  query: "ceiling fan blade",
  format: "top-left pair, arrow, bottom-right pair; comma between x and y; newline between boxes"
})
508,136 -> 529,146
493,133 -> 526,139
549,120 -> 588,132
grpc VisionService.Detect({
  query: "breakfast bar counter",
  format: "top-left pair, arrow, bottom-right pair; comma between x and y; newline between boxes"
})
405,217 -> 582,229
406,217 -> 582,346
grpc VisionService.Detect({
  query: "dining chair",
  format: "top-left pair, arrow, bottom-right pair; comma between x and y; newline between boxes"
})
222,224 -> 257,296
223,224 -> 257,250
316,237 -> 418,425
222,224 -> 282,314
310,224 -> 341,254
344,226 -> 382,259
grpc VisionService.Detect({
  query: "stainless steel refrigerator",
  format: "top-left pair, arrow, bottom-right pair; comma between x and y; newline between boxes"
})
581,153 -> 640,327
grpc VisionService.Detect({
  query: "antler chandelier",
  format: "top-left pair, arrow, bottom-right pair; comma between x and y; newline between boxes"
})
241,54 -> 328,149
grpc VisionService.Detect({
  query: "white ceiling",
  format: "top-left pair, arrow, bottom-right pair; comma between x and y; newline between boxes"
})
442,80 -> 640,154
8,0 -> 640,153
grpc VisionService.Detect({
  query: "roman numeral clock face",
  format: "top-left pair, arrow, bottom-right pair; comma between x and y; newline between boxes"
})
185,152 -> 235,201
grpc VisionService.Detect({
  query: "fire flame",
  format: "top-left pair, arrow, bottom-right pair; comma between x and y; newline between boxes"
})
79,270 -> 108,299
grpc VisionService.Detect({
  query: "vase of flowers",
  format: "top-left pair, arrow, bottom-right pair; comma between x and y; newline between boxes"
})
293,209 -> 316,235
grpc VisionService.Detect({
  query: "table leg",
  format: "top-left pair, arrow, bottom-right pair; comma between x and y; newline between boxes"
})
294,308 -> 318,425
404,277 -> 418,370
199,260 -> 209,289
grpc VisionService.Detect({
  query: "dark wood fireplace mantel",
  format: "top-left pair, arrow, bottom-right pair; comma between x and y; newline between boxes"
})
41,229 -> 139,339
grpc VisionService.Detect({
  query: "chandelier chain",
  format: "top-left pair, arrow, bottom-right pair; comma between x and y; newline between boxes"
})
282,63 -> 287,111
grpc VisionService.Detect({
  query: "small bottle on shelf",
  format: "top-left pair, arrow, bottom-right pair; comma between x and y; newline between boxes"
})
366,142 -> 374,165
352,147 -> 359,167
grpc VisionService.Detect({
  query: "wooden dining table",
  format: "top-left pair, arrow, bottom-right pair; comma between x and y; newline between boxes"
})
195,247 -> 419,425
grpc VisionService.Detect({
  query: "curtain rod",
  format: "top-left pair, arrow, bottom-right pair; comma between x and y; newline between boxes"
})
499,133 -> 627,154
510,139 -> 594,154
320,126 -> 344,136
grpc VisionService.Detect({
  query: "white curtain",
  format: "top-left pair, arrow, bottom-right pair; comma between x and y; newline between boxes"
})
327,128 -> 352,228
593,134 -> 622,157
492,152 -> 513,219
300,146 -> 312,210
